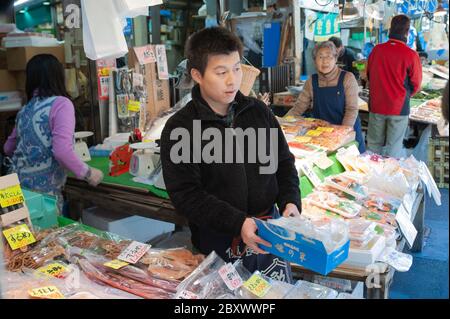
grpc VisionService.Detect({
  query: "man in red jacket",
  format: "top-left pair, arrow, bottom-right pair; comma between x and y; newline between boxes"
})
367,14 -> 422,158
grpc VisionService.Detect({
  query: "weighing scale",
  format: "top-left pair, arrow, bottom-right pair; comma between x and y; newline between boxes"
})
129,142 -> 160,178
74,131 -> 94,162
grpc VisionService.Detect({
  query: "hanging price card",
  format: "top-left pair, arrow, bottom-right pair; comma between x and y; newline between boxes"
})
3,224 -> 36,250
118,241 -> 150,264
104,259 -> 129,270
243,273 -> 271,298
29,286 -> 64,299
0,185 -> 24,208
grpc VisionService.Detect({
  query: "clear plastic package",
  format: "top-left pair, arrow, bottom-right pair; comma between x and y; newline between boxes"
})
284,280 -> 338,299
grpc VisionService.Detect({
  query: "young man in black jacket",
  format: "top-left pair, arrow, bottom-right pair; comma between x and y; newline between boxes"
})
160,27 -> 301,282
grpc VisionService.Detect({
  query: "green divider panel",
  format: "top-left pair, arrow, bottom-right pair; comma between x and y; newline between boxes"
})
73,157 -> 169,199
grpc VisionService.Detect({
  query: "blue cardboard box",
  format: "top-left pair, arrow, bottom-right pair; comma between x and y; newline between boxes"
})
255,219 -> 350,275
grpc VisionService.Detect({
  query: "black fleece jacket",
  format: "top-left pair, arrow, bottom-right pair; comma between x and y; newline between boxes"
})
160,86 -> 301,252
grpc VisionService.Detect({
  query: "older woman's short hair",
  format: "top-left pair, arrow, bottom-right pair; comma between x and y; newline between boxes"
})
312,41 -> 338,60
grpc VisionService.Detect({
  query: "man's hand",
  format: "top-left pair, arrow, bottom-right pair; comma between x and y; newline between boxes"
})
241,218 -> 272,254
282,203 -> 301,217
258,92 -> 271,106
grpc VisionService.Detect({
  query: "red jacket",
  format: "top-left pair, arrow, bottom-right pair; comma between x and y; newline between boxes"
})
367,39 -> 422,116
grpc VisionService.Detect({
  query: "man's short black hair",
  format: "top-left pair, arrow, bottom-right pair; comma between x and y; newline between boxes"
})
389,14 -> 411,38
185,27 -> 243,75
328,36 -> 343,48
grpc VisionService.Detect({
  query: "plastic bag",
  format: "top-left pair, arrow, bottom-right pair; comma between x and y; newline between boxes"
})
238,271 -> 294,299
284,280 -> 338,299
175,251 -> 227,299
81,0 -> 128,60
140,247 -> 204,281
325,173 -> 369,199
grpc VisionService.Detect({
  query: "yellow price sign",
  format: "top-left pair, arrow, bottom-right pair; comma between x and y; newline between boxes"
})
243,274 -> 271,298
0,184 -> 24,208
29,286 -> 65,299
127,100 -> 141,112
37,263 -> 68,278
304,118 -> 316,121
295,136 -> 312,143
316,127 -> 334,133
2,224 -> 36,250
104,259 -> 129,270
306,130 -> 322,137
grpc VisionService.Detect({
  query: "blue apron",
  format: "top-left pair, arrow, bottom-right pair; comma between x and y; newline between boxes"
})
11,96 -> 67,203
312,71 -> 366,153
195,206 -> 293,283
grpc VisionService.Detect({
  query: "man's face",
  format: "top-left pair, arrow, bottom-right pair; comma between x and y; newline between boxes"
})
191,51 -> 243,109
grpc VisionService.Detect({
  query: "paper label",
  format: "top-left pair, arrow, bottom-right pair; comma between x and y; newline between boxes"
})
134,45 -> 157,65
295,136 -> 312,143
37,263 -> 68,279
29,286 -> 64,299
127,100 -> 141,112
395,204 -> 418,248
3,224 -> 36,250
420,162 -> 441,206
243,273 -> 271,298
306,130 -> 322,137
155,45 -> 169,80
0,184 -> 24,208
104,259 -> 129,270
298,160 -> 322,187
118,241 -> 150,264
218,263 -> 244,291
316,127 -> 334,133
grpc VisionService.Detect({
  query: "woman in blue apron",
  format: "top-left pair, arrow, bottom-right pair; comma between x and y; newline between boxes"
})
3,54 -> 103,210
287,41 -> 365,153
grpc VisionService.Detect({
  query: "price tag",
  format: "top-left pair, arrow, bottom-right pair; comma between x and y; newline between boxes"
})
218,263 -> 244,291
295,136 -> 312,143
37,263 -> 68,278
306,130 -> 322,137
419,162 -> 441,206
3,224 -> 36,250
29,286 -> 65,299
0,184 -> 24,208
104,259 -> 129,270
395,204 -> 418,248
298,160 -> 322,187
176,290 -> 200,299
117,241 -> 150,264
127,100 -> 141,112
243,273 -> 271,298
316,127 -> 334,133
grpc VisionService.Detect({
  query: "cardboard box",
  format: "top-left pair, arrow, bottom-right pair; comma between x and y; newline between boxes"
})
14,71 -> 26,91
0,70 -> 17,91
254,219 -> 350,275
273,92 -> 297,107
6,46 -> 65,71
128,45 -> 171,121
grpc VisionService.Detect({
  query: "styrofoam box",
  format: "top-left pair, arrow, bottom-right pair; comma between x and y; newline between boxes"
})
343,235 -> 386,268
81,206 -> 174,243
